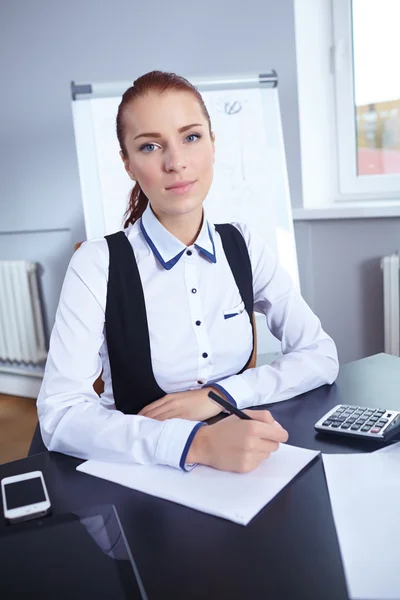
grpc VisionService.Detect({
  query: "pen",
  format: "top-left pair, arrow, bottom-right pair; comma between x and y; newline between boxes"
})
208,390 -> 253,420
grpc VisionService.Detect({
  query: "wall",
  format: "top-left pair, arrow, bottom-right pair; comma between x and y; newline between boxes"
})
0,0 -> 301,336
1,0 -> 395,368
295,218 -> 400,364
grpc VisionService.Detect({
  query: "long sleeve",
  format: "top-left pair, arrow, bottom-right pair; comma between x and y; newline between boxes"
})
212,223 -> 339,409
37,240 -> 201,469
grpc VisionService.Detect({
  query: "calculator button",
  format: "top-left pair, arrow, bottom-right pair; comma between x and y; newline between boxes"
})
322,420 -> 333,426
340,423 -> 351,429
355,421 -> 364,426
376,410 -> 385,416
377,418 -> 388,425
361,425 -> 371,432
369,416 -> 379,422
364,411 -> 374,416
370,426 -> 382,434
351,424 -> 362,430
346,418 -> 356,424
331,422 -> 341,428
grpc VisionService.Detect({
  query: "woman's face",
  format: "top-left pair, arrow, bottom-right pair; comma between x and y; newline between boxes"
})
121,90 -> 215,221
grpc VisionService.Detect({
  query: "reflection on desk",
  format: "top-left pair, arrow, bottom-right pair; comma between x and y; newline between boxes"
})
0,504 -> 147,599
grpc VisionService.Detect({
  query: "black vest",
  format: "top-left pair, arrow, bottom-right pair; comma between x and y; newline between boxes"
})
104,224 -> 254,415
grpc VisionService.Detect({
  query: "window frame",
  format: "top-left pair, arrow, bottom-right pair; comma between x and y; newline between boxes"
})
333,0 -> 400,201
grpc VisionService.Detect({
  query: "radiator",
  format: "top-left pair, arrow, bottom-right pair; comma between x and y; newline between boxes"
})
381,253 -> 400,356
0,261 -> 47,364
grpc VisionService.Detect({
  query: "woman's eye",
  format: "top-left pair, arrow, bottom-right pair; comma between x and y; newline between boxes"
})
185,133 -> 201,143
140,143 -> 158,153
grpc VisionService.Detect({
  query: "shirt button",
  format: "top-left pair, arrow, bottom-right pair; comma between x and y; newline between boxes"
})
191,288 -> 197,294
186,250 -> 192,256
202,352 -> 208,358
196,320 -> 201,326
198,380 -> 204,385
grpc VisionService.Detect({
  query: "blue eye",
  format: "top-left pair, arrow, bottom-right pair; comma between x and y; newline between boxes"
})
186,133 -> 201,143
139,143 -> 157,153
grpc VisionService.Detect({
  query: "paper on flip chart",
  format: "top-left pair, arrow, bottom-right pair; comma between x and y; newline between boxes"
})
322,452 -> 400,600
77,444 -> 319,526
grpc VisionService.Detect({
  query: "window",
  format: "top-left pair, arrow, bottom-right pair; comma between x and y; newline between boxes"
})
333,0 -> 400,199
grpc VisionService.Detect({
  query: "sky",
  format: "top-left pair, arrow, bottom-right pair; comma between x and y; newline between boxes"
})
353,0 -> 400,106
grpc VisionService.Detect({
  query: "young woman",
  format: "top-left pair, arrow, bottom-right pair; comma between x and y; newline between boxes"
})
37,71 -> 338,473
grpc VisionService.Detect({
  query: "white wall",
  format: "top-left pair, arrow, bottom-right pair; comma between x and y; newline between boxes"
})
0,0 -> 301,334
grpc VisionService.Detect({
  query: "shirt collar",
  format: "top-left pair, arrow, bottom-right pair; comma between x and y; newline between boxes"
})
139,204 -> 216,270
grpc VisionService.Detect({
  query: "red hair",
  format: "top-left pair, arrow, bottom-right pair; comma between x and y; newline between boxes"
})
116,71 -> 212,228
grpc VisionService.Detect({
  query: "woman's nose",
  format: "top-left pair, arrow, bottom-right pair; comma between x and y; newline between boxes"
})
164,147 -> 186,172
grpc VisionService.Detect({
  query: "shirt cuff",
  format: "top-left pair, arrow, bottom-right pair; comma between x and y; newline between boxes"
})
154,419 -> 205,471
210,376 -> 255,410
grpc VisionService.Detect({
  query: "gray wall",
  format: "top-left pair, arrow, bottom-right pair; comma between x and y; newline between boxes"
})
295,218 -> 400,364
0,0 -> 301,336
1,0 -> 396,367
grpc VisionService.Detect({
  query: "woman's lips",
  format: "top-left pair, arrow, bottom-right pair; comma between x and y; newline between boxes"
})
165,181 -> 196,195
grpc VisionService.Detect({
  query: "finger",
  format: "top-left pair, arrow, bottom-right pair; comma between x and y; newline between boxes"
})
243,409 -> 274,425
138,396 -> 171,416
254,439 -> 280,454
252,421 -> 289,444
150,409 -> 180,422
141,405 -> 176,420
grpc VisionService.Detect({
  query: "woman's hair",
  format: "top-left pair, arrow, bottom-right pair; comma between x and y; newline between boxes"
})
116,70 -> 212,227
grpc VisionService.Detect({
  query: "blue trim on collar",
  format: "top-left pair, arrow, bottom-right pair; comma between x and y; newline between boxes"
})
140,220 -> 185,270
195,223 -> 217,264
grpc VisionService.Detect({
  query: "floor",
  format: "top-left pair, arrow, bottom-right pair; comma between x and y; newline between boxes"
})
0,394 -> 37,465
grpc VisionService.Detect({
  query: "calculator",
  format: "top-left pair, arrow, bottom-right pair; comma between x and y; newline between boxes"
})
315,405 -> 400,440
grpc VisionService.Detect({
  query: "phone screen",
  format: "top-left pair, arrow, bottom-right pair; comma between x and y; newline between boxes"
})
4,477 -> 46,509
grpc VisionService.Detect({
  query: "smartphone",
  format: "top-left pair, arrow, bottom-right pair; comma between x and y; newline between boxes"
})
1,470 -> 51,524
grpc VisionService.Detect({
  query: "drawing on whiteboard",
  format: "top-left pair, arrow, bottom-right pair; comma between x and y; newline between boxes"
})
224,101 -> 242,115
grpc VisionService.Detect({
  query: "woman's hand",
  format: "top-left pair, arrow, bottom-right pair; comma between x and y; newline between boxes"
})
187,409 -> 289,473
138,388 -> 223,422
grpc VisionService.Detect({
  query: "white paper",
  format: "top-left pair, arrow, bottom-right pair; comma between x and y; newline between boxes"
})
373,440 -> 400,455
323,452 -> 400,600
77,444 -> 319,526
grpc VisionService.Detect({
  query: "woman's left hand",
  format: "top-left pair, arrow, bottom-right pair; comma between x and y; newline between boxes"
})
138,388 -> 223,421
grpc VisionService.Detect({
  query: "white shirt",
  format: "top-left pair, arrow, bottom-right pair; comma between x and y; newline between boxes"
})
37,204 -> 339,470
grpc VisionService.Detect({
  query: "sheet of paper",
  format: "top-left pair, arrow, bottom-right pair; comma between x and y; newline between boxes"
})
373,440 -> 400,455
323,452 -> 400,600
77,444 -> 319,526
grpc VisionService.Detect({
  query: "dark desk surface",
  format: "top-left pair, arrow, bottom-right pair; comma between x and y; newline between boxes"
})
1,353 -> 400,600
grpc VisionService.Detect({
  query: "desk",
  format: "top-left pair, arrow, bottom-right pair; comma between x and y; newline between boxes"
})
1,353 -> 399,600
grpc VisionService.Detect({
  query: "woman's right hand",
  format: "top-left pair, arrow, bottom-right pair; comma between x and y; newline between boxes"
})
186,410 -> 289,473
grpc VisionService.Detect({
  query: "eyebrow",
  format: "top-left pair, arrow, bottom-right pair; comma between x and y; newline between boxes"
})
133,123 -> 203,141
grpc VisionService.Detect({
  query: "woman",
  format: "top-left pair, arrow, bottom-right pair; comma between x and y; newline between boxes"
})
37,71 -> 338,473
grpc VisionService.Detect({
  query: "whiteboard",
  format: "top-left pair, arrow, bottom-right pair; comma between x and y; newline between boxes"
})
71,77 -> 299,358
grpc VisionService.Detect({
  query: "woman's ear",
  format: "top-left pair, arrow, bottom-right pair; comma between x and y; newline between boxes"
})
120,150 -> 136,181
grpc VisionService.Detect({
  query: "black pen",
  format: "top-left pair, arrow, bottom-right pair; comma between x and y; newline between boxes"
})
208,390 -> 253,420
